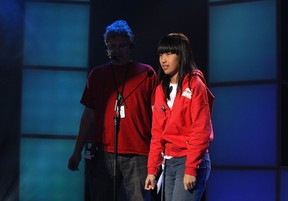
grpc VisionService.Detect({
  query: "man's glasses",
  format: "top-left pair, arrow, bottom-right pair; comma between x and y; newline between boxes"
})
106,44 -> 130,52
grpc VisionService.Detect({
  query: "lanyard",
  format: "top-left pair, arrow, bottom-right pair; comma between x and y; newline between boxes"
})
111,63 -> 130,104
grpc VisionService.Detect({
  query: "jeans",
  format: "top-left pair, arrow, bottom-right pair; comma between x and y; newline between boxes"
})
164,152 -> 211,201
86,150 -> 148,201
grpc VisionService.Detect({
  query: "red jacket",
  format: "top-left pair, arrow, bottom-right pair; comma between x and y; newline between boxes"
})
147,70 -> 214,176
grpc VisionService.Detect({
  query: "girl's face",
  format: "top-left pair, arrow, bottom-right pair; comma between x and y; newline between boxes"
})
159,52 -> 179,83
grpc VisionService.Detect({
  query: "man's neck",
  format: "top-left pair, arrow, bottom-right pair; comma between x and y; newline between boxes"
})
111,59 -> 131,66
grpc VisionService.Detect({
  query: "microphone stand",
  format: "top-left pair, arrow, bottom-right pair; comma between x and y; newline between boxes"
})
113,70 -> 154,201
113,95 -> 121,201
120,70 -> 154,106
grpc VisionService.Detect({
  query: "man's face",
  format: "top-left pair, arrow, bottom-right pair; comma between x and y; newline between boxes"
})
106,36 -> 131,65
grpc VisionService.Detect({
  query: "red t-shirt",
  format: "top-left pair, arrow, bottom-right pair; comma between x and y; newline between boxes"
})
81,61 -> 158,156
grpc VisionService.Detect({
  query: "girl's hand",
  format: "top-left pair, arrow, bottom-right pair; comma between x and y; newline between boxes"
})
183,174 -> 196,190
144,174 -> 156,190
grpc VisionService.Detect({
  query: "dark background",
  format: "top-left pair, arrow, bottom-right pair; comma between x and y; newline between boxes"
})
1,0 -> 287,200
0,0 -> 207,200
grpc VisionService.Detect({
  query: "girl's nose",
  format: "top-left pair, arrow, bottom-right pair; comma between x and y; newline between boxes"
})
160,55 -> 166,63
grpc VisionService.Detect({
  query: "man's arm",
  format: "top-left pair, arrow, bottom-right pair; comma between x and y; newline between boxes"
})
68,107 -> 94,171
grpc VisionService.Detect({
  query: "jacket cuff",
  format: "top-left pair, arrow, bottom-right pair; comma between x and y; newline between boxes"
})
185,167 -> 197,177
148,167 -> 159,176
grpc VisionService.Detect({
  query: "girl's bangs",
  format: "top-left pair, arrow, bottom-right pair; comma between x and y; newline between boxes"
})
157,36 -> 179,54
157,46 -> 178,54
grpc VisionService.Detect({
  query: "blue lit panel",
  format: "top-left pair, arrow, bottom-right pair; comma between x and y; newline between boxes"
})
24,2 -> 89,67
206,170 -> 276,201
281,170 -> 288,201
209,84 -> 276,166
21,69 -> 86,135
20,138 -> 84,201
209,0 -> 276,82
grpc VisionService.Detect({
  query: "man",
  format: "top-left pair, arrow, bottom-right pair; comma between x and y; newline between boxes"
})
68,20 -> 158,201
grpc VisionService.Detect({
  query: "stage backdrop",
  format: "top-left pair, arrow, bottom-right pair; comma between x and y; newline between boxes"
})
0,0 -> 287,201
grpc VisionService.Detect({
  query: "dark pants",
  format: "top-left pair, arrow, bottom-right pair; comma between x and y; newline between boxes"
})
85,150 -> 148,201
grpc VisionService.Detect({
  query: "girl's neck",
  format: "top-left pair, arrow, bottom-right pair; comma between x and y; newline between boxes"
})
170,73 -> 178,84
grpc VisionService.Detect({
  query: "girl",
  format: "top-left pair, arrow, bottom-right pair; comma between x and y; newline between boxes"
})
145,33 -> 214,201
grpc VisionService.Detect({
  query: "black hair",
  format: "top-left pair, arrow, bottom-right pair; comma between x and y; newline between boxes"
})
157,33 -> 197,100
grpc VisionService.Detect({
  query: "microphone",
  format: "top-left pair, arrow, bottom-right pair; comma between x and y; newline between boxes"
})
147,70 -> 154,78
120,70 -> 154,104
106,48 -> 120,61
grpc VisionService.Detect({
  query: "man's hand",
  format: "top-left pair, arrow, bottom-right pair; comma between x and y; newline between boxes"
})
68,152 -> 81,171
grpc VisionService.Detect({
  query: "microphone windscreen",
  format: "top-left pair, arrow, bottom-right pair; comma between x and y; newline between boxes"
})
147,70 -> 154,77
